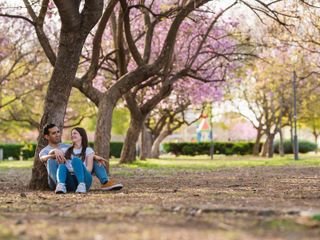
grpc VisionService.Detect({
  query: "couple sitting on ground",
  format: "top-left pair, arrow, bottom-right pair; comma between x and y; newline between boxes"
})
39,123 -> 123,194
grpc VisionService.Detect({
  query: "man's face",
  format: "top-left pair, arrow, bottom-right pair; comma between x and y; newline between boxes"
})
45,126 -> 61,144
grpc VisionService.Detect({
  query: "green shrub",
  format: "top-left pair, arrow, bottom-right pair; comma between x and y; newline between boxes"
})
109,142 -> 123,158
82,142 -> 123,158
0,142 -> 124,160
274,140 -> 317,154
163,141 -> 259,156
182,144 -> 197,156
0,144 -> 21,159
21,143 -> 37,159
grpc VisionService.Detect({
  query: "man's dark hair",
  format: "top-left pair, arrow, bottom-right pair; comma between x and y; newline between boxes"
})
43,123 -> 56,135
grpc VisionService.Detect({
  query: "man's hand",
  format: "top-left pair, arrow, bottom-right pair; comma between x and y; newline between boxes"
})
94,155 -> 108,168
54,149 -> 65,163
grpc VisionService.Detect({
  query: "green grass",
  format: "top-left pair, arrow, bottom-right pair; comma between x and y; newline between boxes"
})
312,214 -> 320,222
118,154 -> 320,170
261,219 -> 304,230
0,159 -> 33,169
1,154 -> 320,170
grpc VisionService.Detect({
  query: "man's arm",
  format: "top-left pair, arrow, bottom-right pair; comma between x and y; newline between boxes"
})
40,153 -> 56,162
44,149 -> 66,163
94,154 -> 108,167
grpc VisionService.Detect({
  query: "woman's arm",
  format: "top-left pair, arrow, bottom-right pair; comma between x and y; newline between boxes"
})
86,153 -> 94,173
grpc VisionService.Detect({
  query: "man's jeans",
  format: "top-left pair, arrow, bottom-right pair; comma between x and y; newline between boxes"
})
92,160 -> 109,184
46,158 -> 109,191
47,159 -> 58,190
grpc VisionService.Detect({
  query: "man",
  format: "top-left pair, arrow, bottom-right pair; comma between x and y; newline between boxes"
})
39,123 -> 123,192
39,123 -> 69,190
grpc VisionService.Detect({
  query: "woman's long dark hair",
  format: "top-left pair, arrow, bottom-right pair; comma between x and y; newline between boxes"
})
65,127 -> 88,161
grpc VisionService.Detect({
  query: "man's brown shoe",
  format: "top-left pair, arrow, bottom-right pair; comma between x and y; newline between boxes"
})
101,180 -> 123,191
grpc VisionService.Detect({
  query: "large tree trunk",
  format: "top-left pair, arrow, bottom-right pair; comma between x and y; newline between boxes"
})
120,115 -> 145,164
94,93 -> 119,174
151,130 -> 170,158
253,128 -> 263,156
30,32 -> 86,190
140,124 -> 153,160
267,133 -> 275,158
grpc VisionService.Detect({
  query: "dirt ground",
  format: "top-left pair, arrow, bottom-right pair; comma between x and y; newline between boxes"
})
0,165 -> 320,240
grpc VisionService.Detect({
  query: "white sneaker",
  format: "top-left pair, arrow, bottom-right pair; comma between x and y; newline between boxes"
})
55,183 -> 66,194
75,182 -> 86,193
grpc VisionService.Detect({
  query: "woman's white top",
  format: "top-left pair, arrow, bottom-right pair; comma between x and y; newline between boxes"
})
62,147 -> 94,173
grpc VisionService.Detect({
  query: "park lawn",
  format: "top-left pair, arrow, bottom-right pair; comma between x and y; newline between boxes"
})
1,154 -> 320,170
123,154 -> 320,170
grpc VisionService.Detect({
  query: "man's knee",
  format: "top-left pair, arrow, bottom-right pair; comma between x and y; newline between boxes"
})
47,159 -> 58,168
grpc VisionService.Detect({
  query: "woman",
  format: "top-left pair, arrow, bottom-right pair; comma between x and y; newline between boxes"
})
54,127 -> 123,194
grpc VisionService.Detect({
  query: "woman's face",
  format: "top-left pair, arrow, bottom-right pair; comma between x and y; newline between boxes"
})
71,129 -> 82,144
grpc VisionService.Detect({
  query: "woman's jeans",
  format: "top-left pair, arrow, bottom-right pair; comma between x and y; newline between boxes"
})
46,158 -> 109,191
57,158 -> 92,191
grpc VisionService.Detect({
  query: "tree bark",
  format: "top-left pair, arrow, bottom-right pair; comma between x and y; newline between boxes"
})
311,126 -> 319,154
267,133 -> 275,158
120,115 -> 145,163
278,128 -> 285,157
94,93 -> 119,174
151,130 -> 170,158
30,31 -> 86,190
261,137 -> 269,157
140,124 -> 153,160
253,127 -> 263,156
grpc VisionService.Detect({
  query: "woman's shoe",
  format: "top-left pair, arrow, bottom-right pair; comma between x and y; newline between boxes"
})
76,182 -> 87,193
55,183 -> 66,194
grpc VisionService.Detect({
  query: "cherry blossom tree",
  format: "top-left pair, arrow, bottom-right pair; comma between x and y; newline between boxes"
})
0,0 -> 301,187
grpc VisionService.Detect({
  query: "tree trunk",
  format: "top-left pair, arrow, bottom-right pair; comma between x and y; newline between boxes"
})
253,128 -> 263,156
261,137 -> 269,157
279,128 -> 285,157
120,115 -> 145,164
29,32 -> 86,190
140,124 -> 153,160
94,93 -> 119,174
314,133 -> 319,154
267,134 -> 275,158
290,120 -> 294,150
151,130 -> 170,158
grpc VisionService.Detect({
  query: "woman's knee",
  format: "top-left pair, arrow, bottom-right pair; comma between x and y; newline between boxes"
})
58,163 -> 67,170
71,157 -> 82,165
